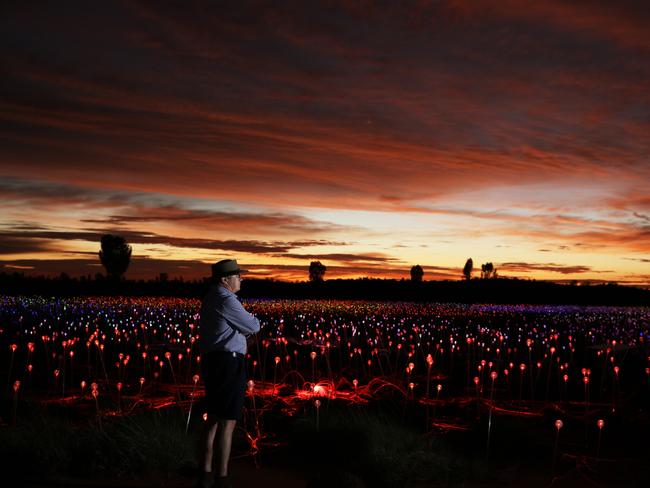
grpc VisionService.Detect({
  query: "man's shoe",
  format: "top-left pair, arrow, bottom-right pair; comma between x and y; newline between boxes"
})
214,475 -> 233,488
195,471 -> 214,488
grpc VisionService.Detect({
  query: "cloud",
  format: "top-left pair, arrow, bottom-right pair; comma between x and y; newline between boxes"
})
497,262 -> 607,275
273,253 -> 398,263
0,228 -> 347,255
0,177 -> 355,236
2,0 -> 648,213
0,236 -> 53,255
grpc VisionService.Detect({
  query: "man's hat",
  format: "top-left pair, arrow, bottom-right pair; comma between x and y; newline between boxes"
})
212,259 -> 248,278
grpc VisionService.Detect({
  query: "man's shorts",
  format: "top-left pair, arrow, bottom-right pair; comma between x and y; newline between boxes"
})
201,350 -> 246,421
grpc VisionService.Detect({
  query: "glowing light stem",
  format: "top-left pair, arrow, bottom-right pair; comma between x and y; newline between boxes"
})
325,350 -> 333,386
248,381 -> 261,440
6,345 -> 17,394
596,420 -> 604,464
185,375 -> 199,434
12,381 -> 20,424
486,374 -> 496,462
166,355 -> 183,406
60,351 -> 68,399
94,395 -> 102,430
528,347 -> 535,401
97,343 -> 110,391
544,351 -> 554,402
552,420 -> 563,474
273,360 -> 278,399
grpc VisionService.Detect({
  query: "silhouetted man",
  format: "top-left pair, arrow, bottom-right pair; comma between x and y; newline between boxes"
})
198,259 -> 260,488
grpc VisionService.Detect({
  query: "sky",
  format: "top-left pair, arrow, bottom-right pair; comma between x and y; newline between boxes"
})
1,0 -> 649,285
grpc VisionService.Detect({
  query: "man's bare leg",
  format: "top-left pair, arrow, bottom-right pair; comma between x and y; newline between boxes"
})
202,417 -> 220,472
215,419 -> 237,477
196,417 -> 219,488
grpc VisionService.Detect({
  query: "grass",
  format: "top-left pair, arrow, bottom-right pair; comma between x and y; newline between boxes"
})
0,402 -> 197,481
286,400 -> 476,488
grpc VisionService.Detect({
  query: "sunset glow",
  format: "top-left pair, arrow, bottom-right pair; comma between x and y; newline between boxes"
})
1,1 -> 649,284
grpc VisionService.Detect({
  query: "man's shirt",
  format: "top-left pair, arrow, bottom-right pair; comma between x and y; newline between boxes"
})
199,284 -> 260,355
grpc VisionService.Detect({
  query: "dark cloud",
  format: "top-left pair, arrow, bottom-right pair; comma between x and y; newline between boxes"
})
0,236 -> 52,255
272,253 -> 398,263
1,0 -> 648,210
497,262 -> 607,274
0,228 -> 347,255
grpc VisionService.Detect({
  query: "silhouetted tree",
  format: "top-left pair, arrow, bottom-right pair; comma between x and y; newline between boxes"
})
99,234 -> 132,280
309,261 -> 326,282
481,262 -> 497,279
462,258 -> 473,280
410,265 -> 424,282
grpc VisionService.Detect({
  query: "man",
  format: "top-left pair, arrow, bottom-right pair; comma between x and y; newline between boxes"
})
198,259 -> 260,488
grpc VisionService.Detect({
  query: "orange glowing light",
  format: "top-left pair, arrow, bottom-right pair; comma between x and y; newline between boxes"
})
555,420 -> 563,430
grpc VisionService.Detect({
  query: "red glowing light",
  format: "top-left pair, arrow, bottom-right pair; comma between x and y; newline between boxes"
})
597,419 -> 605,429
555,419 -> 563,430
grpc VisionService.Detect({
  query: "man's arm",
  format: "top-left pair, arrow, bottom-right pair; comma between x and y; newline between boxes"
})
222,296 -> 260,335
